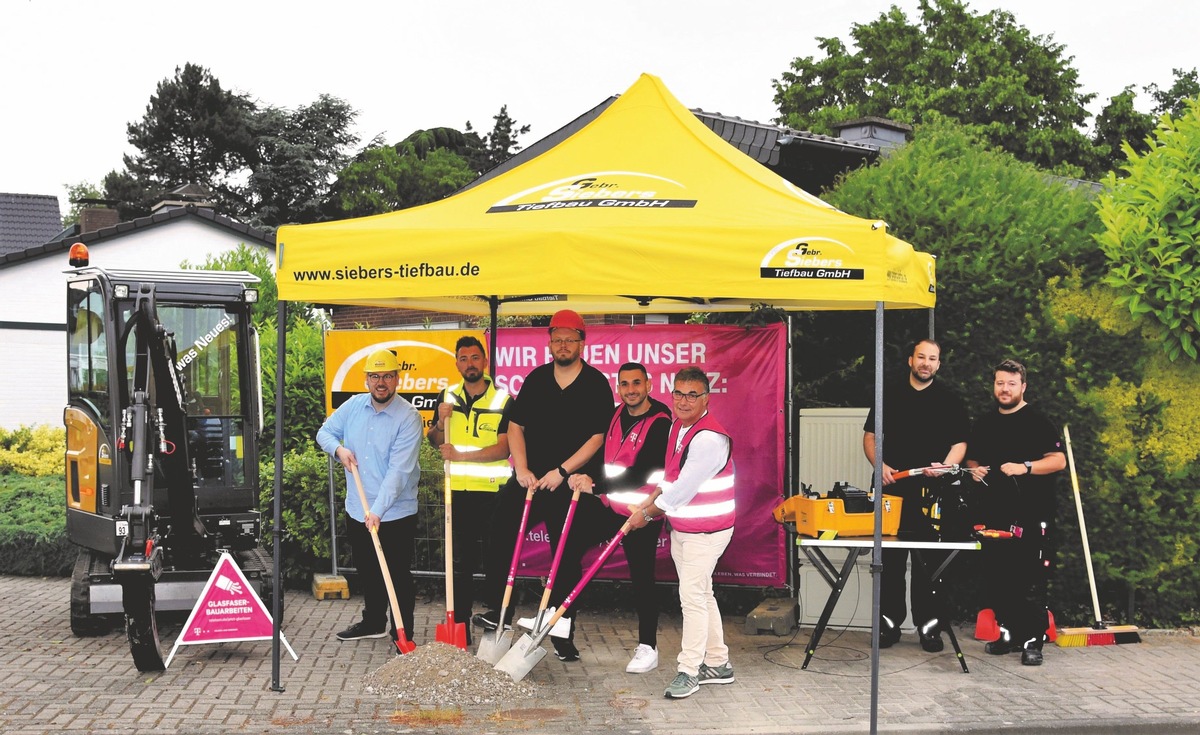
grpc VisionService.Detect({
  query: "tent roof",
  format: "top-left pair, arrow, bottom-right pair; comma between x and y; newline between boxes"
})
276,74 -> 935,316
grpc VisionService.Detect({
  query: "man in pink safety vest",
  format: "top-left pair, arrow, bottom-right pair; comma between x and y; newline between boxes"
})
626,366 -> 736,700
566,362 -> 671,674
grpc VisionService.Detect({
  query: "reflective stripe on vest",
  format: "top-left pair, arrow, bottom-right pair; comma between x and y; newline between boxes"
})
600,406 -> 669,516
662,414 -> 735,533
444,381 -> 511,492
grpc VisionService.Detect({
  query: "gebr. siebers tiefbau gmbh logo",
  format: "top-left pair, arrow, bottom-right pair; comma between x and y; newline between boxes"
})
760,238 -> 864,280
487,172 -> 697,213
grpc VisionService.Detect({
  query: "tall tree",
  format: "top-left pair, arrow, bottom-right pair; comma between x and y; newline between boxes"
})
773,0 -> 1095,175
1146,67 -> 1200,118
245,94 -> 360,228
464,105 -> 531,172
108,63 -> 359,228
120,63 -> 255,216
325,144 -> 475,218
1091,68 -> 1200,177
1091,87 -> 1155,177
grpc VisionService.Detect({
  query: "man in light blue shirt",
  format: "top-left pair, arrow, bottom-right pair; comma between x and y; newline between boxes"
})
318,348 -> 422,644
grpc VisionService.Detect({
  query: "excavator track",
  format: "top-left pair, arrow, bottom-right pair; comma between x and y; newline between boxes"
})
123,580 -> 165,672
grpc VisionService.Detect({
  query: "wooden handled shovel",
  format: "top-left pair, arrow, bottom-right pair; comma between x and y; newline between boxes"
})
477,486 -> 536,664
349,464 -> 416,655
496,517 -> 634,682
435,413 -> 468,649
493,486 -> 582,679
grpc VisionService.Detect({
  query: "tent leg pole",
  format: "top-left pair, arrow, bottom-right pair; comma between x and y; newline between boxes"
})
928,307 -> 935,340
272,299 -> 287,692
489,297 -> 499,372
870,301 -> 884,735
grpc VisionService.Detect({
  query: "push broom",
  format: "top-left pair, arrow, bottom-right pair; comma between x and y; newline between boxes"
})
1056,425 -> 1140,647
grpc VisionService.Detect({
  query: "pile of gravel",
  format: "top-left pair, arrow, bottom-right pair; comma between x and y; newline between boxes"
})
363,641 -> 540,707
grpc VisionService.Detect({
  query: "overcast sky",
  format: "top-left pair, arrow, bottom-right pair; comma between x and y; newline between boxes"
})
4,0 -> 1197,216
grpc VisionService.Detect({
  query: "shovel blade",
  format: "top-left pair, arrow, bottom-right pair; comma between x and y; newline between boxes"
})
494,632 -> 548,682
435,613 -> 469,650
476,627 -> 514,664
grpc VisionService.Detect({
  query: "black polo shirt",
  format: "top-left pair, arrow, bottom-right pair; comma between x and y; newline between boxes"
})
508,360 -> 613,480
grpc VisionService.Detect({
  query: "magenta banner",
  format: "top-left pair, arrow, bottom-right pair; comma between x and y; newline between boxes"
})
492,322 -> 787,587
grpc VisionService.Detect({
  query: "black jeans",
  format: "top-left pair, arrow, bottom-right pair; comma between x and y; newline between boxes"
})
346,512 -> 416,639
449,489 -> 497,624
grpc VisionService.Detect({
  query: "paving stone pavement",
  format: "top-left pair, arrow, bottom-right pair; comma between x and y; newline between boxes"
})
2,574 -> 1199,735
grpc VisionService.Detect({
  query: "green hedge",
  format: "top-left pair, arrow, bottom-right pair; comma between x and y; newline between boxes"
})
0,473 -> 75,576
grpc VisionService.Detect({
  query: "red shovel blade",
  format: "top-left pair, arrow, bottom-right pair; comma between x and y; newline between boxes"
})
436,612 -> 468,650
394,632 -> 416,655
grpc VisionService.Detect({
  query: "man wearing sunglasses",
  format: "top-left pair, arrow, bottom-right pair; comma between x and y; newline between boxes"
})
318,348 -> 423,645
627,366 -> 736,699
474,309 -> 613,662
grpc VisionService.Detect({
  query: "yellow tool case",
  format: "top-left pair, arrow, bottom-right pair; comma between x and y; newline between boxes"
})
772,493 -> 902,537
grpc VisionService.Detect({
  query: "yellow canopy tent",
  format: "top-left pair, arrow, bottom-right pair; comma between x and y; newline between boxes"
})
270,75 -> 934,728
275,73 -> 934,313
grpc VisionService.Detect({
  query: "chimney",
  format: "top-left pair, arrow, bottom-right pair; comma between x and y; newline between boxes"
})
79,207 -> 120,233
830,117 -> 913,153
151,183 -> 216,214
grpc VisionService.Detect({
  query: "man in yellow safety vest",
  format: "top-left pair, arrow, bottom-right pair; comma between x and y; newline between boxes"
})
427,336 -> 514,643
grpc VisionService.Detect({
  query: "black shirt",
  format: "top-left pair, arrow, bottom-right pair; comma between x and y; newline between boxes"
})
864,378 -> 970,470
507,360 -> 613,481
967,404 -> 1063,527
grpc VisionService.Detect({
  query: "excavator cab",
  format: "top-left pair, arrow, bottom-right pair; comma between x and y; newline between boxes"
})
65,249 -> 271,671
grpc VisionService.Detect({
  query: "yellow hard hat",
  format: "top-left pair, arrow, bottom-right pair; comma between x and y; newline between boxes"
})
364,348 -> 399,372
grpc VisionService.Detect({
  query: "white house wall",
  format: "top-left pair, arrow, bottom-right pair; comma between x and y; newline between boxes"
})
0,217 -> 274,429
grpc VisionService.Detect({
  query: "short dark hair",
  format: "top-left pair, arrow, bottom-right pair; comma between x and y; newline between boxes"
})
994,358 -> 1026,383
912,338 -> 941,356
617,362 -> 648,379
674,366 -> 709,391
455,336 -> 486,355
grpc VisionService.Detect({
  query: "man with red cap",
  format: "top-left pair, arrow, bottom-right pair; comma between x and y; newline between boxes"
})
473,309 -> 614,662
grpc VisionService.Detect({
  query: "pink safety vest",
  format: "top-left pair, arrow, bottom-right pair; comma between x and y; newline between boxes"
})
600,405 -> 670,516
661,413 -> 735,533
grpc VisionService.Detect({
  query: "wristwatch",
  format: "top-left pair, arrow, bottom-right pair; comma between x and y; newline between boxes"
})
557,465 -> 570,478
1023,460 -> 1033,475
641,508 -> 655,524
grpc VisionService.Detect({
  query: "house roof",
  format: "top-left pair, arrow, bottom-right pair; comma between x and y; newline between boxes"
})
459,97 -> 879,195
0,193 -> 63,258
0,204 -> 275,270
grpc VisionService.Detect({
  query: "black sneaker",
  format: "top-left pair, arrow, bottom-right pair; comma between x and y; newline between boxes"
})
920,631 -> 945,652
984,639 -> 1017,655
472,610 -> 500,631
1020,647 -> 1044,666
336,621 -> 387,641
918,619 -> 944,653
879,619 -> 901,649
552,638 -> 580,662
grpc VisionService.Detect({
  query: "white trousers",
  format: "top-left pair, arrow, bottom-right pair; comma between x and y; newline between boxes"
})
670,526 -> 734,676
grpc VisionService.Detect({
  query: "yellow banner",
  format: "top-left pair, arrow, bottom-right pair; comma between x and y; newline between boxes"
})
323,329 -> 487,428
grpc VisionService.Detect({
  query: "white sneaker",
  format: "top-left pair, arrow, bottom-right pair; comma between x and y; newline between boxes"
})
626,643 -> 659,673
516,607 -> 572,638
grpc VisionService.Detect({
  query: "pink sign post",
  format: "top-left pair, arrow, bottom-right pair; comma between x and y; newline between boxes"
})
164,552 -> 297,668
